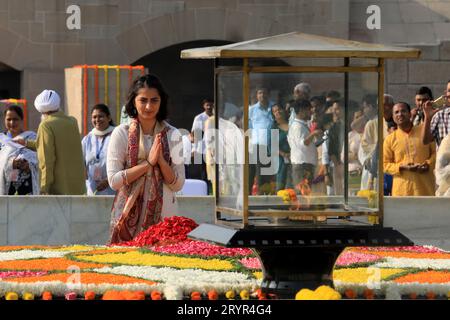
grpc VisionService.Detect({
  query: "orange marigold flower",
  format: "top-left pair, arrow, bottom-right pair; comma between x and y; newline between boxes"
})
207,290 -> 218,300
395,271 -> 450,284
191,291 -> 202,300
102,290 -> 145,300
0,258 -> 107,271
344,289 -> 357,299
151,290 -> 162,300
5,272 -> 155,286
129,291 -> 146,300
84,291 -> 96,300
426,292 -> 436,300
42,291 -> 52,300
363,289 -> 375,300
102,291 -> 123,300
409,292 -> 417,300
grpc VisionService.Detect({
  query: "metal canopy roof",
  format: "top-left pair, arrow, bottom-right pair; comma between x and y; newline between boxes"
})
180,32 -> 421,59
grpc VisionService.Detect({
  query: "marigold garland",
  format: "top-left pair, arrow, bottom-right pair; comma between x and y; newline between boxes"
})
42,291 -> 52,300
0,257 -> 107,271
0,222 -> 448,300
5,272 -> 156,285
394,271 -> 450,284
72,251 -> 234,271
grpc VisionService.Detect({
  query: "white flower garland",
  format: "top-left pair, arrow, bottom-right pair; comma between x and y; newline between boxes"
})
93,266 -> 260,296
373,257 -> 450,269
0,250 -> 68,261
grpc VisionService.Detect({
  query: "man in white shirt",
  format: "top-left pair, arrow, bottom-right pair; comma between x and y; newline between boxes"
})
249,88 -> 274,194
288,99 -> 322,190
190,98 -> 213,190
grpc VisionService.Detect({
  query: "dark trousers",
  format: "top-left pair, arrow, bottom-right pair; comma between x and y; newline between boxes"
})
249,144 -> 272,194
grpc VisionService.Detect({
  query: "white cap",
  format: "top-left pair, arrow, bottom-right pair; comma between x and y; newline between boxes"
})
34,89 -> 60,113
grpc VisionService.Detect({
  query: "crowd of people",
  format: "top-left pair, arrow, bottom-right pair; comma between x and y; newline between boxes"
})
1,77 -> 450,202
186,80 -> 450,198
0,73 -> 449,243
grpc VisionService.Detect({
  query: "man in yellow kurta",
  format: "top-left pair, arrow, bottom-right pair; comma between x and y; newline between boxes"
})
383,102 -> 436,196
23,90 -> 86,195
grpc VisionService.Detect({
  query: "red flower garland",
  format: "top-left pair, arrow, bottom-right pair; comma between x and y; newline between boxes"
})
118,216 -> 199,247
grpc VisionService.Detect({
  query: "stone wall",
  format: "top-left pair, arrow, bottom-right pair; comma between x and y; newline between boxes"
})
386,41 -> 450,103
0,195 -> 449,250
0,196 -> 215,245
349,0 -> 450,45
0,0 -> 449,130
0,0 -> 345,130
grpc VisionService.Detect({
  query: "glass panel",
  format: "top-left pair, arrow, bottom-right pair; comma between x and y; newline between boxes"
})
347,72 -> 380,213
247,72 -> 345,207
243,72 -> 379,221
215,72 -> 244,212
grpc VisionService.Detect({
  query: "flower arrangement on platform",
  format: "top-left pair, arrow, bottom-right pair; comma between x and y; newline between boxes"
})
333,246 -> 450,299
0,217 -> 262,300
0,215 -> 449,299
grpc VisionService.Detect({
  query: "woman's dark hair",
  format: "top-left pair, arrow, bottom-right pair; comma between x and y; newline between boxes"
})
4,105 -> 24,120
271,103 -> 288,122
92,103 -> 114,126
124,74 -> 169,121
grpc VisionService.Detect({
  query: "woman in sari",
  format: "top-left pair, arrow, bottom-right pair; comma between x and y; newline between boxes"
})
107,74 -> 185,244
82,104 -> 115,195
0,105 -> 39,195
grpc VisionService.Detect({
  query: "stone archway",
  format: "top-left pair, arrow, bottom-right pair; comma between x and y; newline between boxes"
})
0,62 -> 20,100
133,40 -> 231,131
0,61 -> 21,131
114,9 -> 285,130
115,9 -> 283,65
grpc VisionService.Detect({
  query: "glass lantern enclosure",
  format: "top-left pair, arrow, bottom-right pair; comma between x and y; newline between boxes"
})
182,32 -> 420,230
